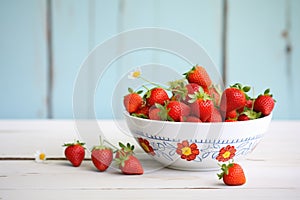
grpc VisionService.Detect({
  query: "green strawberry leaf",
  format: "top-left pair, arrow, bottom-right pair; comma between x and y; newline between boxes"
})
264,88 -> 270,95
242,86 -> 251,93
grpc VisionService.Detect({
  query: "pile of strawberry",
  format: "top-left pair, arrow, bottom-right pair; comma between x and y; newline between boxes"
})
124,65 -> 275,122
63,139 -> 143,175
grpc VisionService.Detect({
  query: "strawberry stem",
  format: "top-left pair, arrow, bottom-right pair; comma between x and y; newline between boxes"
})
139,76 -> 170,91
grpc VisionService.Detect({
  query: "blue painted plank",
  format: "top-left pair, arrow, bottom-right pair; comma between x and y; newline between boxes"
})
227,0 -> 294,119
93,0 -> 223,119
0,0 -> 48,118
289,0 -> 300,119
51,0 -> 91,118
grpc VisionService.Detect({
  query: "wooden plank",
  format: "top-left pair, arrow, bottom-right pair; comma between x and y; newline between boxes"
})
93,0 -> 223,119
0,0 -> 48,118
289,0 -> 300,119
51,0 -> 91,118
153,0 -> 223,73
227,0 -> 290,119
0,159 -> 299,189
1,188 -> 299,200
0,160 -> 299,191
0,120 -> 299,198
0,120 -> 141,157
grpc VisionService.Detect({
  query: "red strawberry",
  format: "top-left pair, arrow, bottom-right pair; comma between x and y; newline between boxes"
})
63,140 -> 85,167
166,101 -> 191,122
184,65 -> 212,89
116,154 -> 144,175
225,119 -> 237,122
189,87 -> 214,122
148,107 -> 162,121
206,107 -> 222,122
91,138 -> 113,172
184,115 -> 202,122
237,99 -> 253,113
123,88 -> 143,114
208,85 -> 222,107
183,83 -> 201,104
132,105 -> 150,119
115,142 -> 134,159
254,89 -> 275,116
146,87 -> 169,107
237,114 -> 250,121
218,163 -> 246,186
170,81 -> 200,104
226,109 -> 238,120
220,85 -> 248,113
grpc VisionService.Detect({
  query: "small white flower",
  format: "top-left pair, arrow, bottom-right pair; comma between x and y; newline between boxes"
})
34,150 -> 46,163
128,67 -> 142,79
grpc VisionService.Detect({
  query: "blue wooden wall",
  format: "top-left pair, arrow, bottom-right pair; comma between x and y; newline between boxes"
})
0,0 -> 299,119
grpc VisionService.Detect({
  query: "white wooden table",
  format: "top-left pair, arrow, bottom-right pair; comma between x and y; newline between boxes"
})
0,120 -> 299,199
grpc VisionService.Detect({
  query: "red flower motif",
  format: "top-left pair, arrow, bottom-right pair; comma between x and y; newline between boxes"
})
138,138 -> 155,156
176,140 -> 200,161
216,145 -> 236,162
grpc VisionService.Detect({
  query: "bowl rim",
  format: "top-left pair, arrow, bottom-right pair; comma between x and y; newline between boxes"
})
123,111 -> 272,126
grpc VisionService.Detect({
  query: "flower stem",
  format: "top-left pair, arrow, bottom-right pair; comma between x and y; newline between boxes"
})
139,76 -> 170,91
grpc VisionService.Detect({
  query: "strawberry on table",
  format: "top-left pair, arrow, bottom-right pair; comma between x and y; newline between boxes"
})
184,65 -> 212,89
218,162 -> 246,186
123,88 -> 143,114
91,138 -> 113,172
115,142 -> 134,159
116,154 -> 144,175
254,89 -> 275,116
63,140 -> 85,167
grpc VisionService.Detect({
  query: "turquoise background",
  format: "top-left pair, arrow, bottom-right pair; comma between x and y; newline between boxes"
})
0,0 -> 299,119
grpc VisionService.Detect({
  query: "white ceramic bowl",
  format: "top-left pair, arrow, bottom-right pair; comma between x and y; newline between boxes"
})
124,112 -> 272,171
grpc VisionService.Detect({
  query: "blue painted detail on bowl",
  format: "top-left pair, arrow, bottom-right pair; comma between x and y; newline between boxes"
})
134,132 -> 264,163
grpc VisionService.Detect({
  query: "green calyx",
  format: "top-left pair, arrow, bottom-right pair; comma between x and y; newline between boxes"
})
63,140 -> 85,147
230,83 -> 251,100
241,108 -> 261,120
119,142 -> 135,153
115,153 -> 130,168
230,83 -> 251,93
168,79 -> 188,101
188,86 -> 211,103
217,162 -> 234,179
155,103 -> 174,121
128,87 -> 143,95
183,65 -> 197,77
131,113 -> 148,119
92,136 -> 113,151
